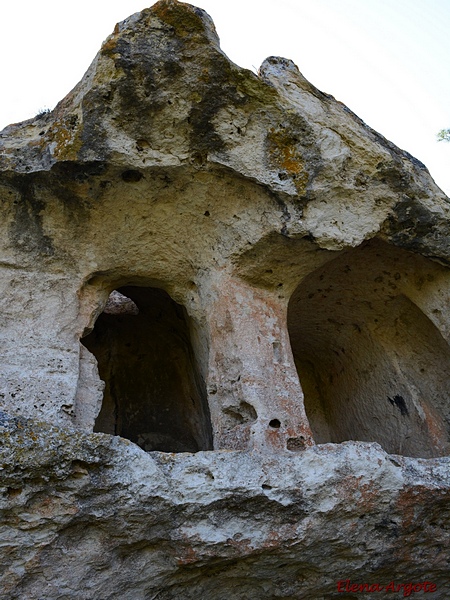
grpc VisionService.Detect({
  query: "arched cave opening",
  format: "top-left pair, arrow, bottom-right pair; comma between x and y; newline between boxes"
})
81,286 -> 213,453
287,239 -> 450,458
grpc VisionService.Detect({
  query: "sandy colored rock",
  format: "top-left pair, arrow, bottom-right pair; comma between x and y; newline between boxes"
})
0,0 -> 450,596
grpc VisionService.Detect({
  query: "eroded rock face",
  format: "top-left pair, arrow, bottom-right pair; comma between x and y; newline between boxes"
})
0,0 -> 450,596
1,413 -> 449,599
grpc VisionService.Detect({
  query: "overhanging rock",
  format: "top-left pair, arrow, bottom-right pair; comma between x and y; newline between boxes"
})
0,1 -> 449,597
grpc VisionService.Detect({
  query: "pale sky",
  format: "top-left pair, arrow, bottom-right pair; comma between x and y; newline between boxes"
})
1,0 -> 449,194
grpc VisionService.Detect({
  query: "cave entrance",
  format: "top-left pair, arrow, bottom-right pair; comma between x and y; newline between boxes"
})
82,286 -> 213,453
287,239 -> 450,458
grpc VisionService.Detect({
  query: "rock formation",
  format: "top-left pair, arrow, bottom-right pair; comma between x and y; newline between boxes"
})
0,1 -> 449,597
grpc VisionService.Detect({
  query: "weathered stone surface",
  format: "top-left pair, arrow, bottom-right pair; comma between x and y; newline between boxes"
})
0,0 -> 448,454
1,412 -> 449,599
0,0 -> 450,596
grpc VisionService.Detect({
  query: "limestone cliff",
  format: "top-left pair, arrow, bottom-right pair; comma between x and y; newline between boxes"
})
0,1 -> 449,597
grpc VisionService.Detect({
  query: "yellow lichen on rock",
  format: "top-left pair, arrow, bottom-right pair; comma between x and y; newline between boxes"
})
48,115 -> 82,161
267,125 -> 308,195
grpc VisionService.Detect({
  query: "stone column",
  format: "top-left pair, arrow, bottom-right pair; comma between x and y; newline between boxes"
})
197,271 -> 314,452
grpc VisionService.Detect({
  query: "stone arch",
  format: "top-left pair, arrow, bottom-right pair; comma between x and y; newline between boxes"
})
79,283 -> 213,453
287,238 -> 450,458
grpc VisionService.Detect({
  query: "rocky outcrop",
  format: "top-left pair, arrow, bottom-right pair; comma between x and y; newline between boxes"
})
0,0 -> 450,596
1,412 -> 449,599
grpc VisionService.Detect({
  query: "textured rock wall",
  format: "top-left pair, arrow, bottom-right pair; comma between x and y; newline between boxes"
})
0,0 -> 450,596
1,413 -> 449,599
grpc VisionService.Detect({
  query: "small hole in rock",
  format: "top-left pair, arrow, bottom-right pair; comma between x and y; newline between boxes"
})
121,170 -> 143,183
262,484 -> 272,490
287,437 -> 304,451
269,419 -> 281,428
6,487 -> 22,499
204,211 -> 210,217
